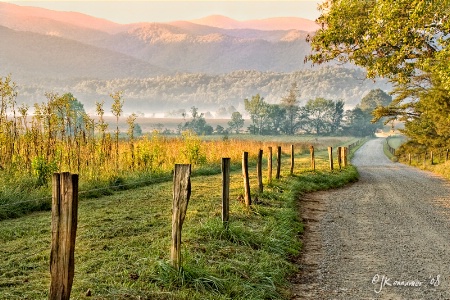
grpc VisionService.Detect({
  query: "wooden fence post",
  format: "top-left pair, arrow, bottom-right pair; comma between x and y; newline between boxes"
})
242,152 -> 251,207
49,172 -> 79,300
171,164 -> 191,270
276,146 -> 281,179
222,158 -> 230,227
337,147 -> 342,170
342,147 -> 348,167
431,151 -> 434,165
328,146 -> 333,171
267,147 -> 273,184
408,153 -> 412,165
257,149 -> 263,193
446,149 -> 449,162
290,145 -> 294,175
309,145 -> 315,171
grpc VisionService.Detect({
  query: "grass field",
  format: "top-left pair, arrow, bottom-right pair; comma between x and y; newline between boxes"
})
0,136 -> 363,299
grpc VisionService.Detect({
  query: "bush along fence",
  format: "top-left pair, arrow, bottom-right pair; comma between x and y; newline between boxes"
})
47,141 -> 358,299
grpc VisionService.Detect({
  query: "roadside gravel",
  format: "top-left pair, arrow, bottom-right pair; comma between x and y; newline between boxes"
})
291,138 -> 450,299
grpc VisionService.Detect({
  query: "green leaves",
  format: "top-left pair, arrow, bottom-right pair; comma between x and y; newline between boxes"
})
310,0 -> 450,149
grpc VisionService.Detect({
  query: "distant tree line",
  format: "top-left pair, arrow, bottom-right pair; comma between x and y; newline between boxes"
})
18,67 -> 390,113
179,85 -> 391,137
240,85 -> 390,136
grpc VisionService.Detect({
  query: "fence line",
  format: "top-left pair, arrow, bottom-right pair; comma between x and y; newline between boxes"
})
386,142 -> 396,156
398,149 -> 450,166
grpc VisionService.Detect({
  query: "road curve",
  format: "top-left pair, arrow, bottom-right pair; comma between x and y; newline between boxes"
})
292,138 -> 450,299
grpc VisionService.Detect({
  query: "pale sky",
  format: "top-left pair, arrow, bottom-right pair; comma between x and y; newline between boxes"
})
6,1 -> 322,23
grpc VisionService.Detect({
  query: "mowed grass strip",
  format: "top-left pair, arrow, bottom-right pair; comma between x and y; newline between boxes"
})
0,140 -> 360,299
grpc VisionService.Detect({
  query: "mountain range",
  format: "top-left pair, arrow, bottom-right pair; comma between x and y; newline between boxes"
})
0,2 -> 319,77
0,2 -> 389,115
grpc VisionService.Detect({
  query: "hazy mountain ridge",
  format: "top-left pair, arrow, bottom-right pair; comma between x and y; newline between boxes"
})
0,2 -> 317,75
0,25 -> 165,81
0,2 -> 391,114
0,2 -> 122,33
189,15 -> 320,32
16,68 -> 391,116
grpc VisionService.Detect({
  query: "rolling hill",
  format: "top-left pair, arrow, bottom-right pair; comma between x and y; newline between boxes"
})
0,25 -> 164,80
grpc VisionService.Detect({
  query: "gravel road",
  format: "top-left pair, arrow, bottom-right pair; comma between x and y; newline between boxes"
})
291,138 -> 450,299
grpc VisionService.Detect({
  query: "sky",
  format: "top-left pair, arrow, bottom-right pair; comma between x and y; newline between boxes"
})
6,1 -> 322,23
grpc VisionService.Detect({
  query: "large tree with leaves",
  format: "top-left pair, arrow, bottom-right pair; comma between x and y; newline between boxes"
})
244,94 -> 268,135
309,0 -> 450,148
302,98 -> 342,135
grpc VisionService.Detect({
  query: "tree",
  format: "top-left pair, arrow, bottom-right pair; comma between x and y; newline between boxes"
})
359,89 -> 392,112
302,98 -> 335,135
343,107 -> 378,137
215,125 -> 225,134
228,111 -> 244,134
182,106 -> 213,135
0,75 -> 18,167
308,0 -> 450,148
264,104 -> 286,135
134,123 -> 143,137
127,113 -> 137,169
111,91 -> 124,169
55,93 -> 86,136
330,100 -> 345,135
244,94 -> 268,135
281,83 -> 300,135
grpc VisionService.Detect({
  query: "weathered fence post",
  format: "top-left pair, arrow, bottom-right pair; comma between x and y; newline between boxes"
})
257,149 -> 263,193
337,146 -> 342,170
290,145 -> 294,175
309,145 -> 315,171
49,172 -> 79,300
446,149 -> 449,162
276,146 -> 281,179
267,146 -> 273,184
242,152 -> 251,207
171,164 -> 191,270
342,147 -> 348,167
222,158 -> 230,227
408,153 -> 412,165
328,146 -> 333,171
431,151 -> 434,165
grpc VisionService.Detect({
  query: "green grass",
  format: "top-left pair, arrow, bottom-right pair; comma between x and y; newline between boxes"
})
0,138 -> 361,299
